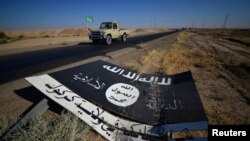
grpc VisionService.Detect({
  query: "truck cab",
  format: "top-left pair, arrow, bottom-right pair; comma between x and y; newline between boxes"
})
89,21 -> 129,45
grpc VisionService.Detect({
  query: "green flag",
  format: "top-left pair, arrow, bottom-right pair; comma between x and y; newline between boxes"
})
86,16 -> 93,23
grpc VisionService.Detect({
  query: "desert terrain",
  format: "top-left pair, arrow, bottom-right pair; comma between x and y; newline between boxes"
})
0,28 -> 170,56
0,28 -> 249,140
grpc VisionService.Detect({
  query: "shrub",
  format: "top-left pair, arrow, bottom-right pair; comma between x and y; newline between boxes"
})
18,35 -> 24,39
0,32 -> 8,39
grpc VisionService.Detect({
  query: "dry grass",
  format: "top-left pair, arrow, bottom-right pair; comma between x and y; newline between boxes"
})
124,61 -> 141,71
162,48 -> 214,75
0,116 -> 17,136
173,130 -> 207,139
139,47 -> 214,75
4,111 -> 89,141
205,107 -> 240,124
139,49 -> 165,74
139,31 -> 214,75
175,31 -> 195,45
140,49 -> 164,68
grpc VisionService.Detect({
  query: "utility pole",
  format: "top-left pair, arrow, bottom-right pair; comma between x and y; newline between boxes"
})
222,13 -> 229,29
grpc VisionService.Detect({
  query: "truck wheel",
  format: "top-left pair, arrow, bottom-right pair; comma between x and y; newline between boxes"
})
121,34 -> 127,42
106,35 -> 112,45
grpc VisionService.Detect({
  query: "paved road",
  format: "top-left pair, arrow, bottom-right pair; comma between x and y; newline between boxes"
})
0,31 -> 177,84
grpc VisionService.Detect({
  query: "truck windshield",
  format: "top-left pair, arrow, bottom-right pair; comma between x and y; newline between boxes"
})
100,22 -> 112,29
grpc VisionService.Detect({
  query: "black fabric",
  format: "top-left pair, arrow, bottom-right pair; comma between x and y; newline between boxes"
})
50,60 -> 207,125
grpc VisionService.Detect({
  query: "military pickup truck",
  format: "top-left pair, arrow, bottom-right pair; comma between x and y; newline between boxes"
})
89,21 -> 129,45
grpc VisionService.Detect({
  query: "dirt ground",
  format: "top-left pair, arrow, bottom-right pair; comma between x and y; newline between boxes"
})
0,29 -> 249,140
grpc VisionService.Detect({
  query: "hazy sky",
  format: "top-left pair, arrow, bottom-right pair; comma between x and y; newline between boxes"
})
0,0 -> 250,29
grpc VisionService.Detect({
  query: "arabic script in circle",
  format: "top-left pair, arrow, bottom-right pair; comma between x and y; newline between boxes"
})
105,83 -> 139,107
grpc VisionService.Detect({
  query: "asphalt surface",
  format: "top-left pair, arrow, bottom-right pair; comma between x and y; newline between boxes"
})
0,31 -> 177,84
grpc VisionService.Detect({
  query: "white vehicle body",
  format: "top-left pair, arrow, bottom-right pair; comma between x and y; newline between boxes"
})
89,21 -> 129,45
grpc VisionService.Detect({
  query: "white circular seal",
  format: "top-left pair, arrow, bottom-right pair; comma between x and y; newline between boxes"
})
105,83 -> 139,107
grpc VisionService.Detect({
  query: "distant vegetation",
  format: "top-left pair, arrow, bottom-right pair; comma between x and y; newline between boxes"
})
0,32 -> 25,44
42,35 -> 50,38
0,32 -> 7,38
0,32 -> 9,44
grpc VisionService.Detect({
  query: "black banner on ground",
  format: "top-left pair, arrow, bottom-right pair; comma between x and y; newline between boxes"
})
50,60 -> 207,126
208,125 -> 249,140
